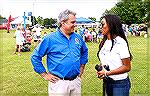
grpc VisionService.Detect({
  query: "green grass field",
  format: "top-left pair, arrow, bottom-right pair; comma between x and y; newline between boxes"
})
0,28 -> 150,96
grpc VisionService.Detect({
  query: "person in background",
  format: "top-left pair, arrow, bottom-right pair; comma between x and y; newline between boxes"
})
91,29 -> 97,43
30,9 -> 88,96
26,27 -> 31,35
96,14 -> 132,96
43,32 -> 47,37
42,32 -> 48,39
32,25 -> 42,39
79,25 -> 85,36
13,26 -> 25,56
32,30 -> 38,48
97,30 -> 103,43
79,25 -> 85,41
26,34 -> 32,45
32,25 -> 42,45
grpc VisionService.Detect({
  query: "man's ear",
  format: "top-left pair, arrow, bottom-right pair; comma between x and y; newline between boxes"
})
63,22 -> 67,25
61,21 -> 65,25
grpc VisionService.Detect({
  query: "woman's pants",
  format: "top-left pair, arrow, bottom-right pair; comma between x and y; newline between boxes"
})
104,77 -> 131,96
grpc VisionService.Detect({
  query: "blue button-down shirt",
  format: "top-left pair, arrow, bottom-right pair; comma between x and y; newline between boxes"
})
31,28 -> 88,78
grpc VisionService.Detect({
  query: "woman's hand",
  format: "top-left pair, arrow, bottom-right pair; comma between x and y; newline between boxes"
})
96,66 -> 108,79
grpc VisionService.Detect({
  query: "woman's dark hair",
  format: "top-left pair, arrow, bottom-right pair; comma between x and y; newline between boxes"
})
97,14 -> 132,61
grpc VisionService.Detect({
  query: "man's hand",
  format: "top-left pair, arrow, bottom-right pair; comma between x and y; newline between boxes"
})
40,72 -> 60,83
78,64 -> 85,78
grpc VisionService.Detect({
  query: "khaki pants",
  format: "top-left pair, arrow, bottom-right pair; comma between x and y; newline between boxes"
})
48,77 -> 81,96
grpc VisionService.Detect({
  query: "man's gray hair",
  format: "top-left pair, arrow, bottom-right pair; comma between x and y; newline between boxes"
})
57,9 -> 76,27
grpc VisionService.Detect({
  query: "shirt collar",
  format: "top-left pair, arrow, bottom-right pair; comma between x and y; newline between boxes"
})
56,28 -> 74,38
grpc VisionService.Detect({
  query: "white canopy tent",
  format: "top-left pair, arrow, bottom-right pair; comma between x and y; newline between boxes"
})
10,16 -> 32,25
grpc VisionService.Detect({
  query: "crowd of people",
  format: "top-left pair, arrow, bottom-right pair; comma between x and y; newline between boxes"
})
30,9 -> 132,96
123,23 -> 148,37
13,15 -> 148,57
77,22 -> 148,44
13,21 -> 103,57
79,25 -> 100,42
13,24 -> 43,56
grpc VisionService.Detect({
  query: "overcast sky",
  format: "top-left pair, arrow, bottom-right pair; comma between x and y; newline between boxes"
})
0,0 -> 118,20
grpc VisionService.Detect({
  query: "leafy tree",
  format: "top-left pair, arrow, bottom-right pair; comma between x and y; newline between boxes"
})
49,18 -> 57,28
0,15 -> 3,19
101,9 -> 110,17
43,18 -> 50,28
36,16 -> 44,25
100,9 -> 111,21
31,16 -> 37,26
49,18 -> 57,25
103,0 -> 150,25
88,17 -> 96,22
43,18 -> 57,28
143,0 -> 150,26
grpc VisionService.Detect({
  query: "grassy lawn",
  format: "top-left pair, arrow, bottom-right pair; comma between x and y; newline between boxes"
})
0,28 -> 150,96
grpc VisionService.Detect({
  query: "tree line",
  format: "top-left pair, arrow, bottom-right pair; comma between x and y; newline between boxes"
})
31,16 -> 57,28
103,0 -> 150,26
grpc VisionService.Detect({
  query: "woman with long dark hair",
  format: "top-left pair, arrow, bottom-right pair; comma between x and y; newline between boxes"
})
96,14 -> 132,96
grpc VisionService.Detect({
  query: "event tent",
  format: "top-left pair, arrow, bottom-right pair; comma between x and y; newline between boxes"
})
76,17 -> 93,23
10,16 -> 32,25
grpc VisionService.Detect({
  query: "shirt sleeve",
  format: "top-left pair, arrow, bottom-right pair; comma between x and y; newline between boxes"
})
30,37 -> 50,74
80,40 -> 88,64
118,40 -> 130,59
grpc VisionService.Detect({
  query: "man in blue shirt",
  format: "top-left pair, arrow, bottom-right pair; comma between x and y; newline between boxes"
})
30,9 -> 88,96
